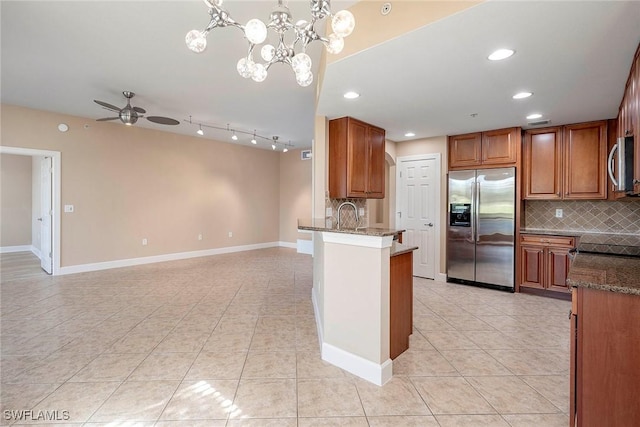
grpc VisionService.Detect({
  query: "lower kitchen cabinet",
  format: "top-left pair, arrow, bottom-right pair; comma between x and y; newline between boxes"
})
390,250 -> 413,359
571,287 -> 640,426
519,234 -> 575,293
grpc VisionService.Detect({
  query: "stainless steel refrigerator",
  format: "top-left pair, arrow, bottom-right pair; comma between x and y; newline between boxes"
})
447,167 -> 515,291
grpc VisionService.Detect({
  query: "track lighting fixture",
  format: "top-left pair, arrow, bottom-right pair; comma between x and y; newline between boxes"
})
184,117 -> 294,151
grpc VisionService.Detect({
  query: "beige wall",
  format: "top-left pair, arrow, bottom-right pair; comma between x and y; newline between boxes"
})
1,153 -> 33,247
279,148 -> 312,243
395,136 -> 448,275
1,104 -> 281,267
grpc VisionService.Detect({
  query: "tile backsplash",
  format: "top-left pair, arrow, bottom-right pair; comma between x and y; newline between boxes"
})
326,197 -> 368,229
525,200 -> 640,234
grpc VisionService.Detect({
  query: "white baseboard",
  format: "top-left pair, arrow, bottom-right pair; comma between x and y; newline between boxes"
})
297,238 -> 313,255
436,272 -> 447,283
321,342 -> 393,386
311,287 -> 323,349
58,241 -> 283,275
0,245 -> 32,254
278,241 -> 297,249
31,246 -> 42,259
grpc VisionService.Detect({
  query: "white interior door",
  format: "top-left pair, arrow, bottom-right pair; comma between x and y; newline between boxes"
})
398,157 -> 437,279
40,156 -> 53,274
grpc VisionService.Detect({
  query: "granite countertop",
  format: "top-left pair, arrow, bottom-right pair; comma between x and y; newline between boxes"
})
391,242 -> 418,257
578,233 -> 640,257
567,252 -> 640,296
298,218 -> 404,237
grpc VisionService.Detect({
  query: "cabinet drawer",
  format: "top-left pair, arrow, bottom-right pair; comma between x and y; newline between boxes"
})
520,234 -> 575,247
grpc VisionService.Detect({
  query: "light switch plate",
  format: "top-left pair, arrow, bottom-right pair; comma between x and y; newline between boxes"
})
64,204 -> 74,213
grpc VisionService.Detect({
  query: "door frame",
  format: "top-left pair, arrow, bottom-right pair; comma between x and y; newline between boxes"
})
395,153 -> 443,282
0,146 -> 61,275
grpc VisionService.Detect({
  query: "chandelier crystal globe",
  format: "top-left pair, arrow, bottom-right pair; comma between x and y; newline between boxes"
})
186,0 -> 355,87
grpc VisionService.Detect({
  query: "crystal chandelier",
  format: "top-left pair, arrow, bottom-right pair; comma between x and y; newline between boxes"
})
185,0 -> 355,87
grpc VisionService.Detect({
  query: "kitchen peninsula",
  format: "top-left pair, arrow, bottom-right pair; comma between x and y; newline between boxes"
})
298,219 -> 416,386
567,235 -> 640,426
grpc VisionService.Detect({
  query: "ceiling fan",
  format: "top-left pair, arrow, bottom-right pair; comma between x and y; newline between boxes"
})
94,91 -> 180,126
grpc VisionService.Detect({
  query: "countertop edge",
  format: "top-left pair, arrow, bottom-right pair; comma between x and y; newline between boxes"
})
391,243 -> 418,257
567,252 -> 640,296
298,224 -> 405,237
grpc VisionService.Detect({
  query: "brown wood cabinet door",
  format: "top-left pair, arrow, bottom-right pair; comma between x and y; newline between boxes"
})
634,52 -> 640,193
346,119 -> 368,198
482,128 -> 518,165
448,133 -> 481,169
367,125 -> 386,198
390,251 -> 413,360
563,121 -> 607,199
520,245 -> 545,289
577,288 -> 640,426
523,127 -> 563,199
546,247 -> 570,293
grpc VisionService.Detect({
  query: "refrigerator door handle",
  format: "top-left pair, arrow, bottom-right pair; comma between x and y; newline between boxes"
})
470,181 -> 476,242
475,181 -> 481,242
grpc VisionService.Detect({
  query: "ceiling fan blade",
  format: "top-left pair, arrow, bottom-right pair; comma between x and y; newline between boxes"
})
94,100 -> 121,112
133,106 -> 146,114
96,117 -> 120,121
146,116 -> 180,126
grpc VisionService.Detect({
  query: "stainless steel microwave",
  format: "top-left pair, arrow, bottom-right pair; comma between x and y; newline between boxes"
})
607,136 -> 635,194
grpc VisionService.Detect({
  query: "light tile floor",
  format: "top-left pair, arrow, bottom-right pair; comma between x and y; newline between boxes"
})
1,249 -> 571,426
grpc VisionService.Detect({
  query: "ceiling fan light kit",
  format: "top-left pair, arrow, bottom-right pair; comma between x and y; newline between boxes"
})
186,0 -> 355,87
94,91 -> 179,126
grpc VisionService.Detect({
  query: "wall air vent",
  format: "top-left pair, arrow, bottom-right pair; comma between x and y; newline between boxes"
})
528,120 -> 551,126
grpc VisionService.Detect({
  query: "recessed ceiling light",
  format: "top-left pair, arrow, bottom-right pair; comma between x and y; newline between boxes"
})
513,92 -> 532,99
488,48 -> 515,61
526,113 -> 543,120
404,132 -> 416,137
343,91 -> 360,99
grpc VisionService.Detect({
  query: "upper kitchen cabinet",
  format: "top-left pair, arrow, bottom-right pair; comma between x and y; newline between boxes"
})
329,117 -> 386,199
523,127 -> 563,199
564,121 -> 608,199
523,121 -> 608,200
617,43 -> 640,194
448,127 -> 520,170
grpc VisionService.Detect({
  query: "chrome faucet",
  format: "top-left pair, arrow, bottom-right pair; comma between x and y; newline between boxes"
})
337,201 -> 358,229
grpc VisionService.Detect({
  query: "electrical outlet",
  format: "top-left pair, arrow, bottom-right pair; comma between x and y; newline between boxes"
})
555,209 -> 563,218
64,204 -> 74,213
358,208 -> 365,216
326,207 -> 332,217
142,238 -> 148,246
228,231 -> 233,238
198,234 -> 203,241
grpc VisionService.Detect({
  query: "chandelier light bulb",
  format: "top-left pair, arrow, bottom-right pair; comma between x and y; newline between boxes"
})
296,71 -> 313,87
251,138 -> 257,144
331,10 -> 355,38
326,34 -> 344,54
237,57 -> 255,78
272,144 -> 276,150
291,53 -> 312,75
185,30 -> 207,53
283,148 -> 288,152
197,125 -> 204,136
232,132 -> 238,140
245,19 -> 268,45
261,44 -> 276,62
251,63 -> 268,82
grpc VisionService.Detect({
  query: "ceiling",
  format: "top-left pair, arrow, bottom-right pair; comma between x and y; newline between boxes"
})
2,1 -> 639,150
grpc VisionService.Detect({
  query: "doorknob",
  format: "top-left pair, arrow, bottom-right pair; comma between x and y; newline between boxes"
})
424,223 -> 433,227
37,217 -> 43,222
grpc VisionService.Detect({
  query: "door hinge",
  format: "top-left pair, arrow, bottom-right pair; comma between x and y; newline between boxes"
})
398,211 -> 402,218
49,252 -> 52,258
400,171 -> 402,178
